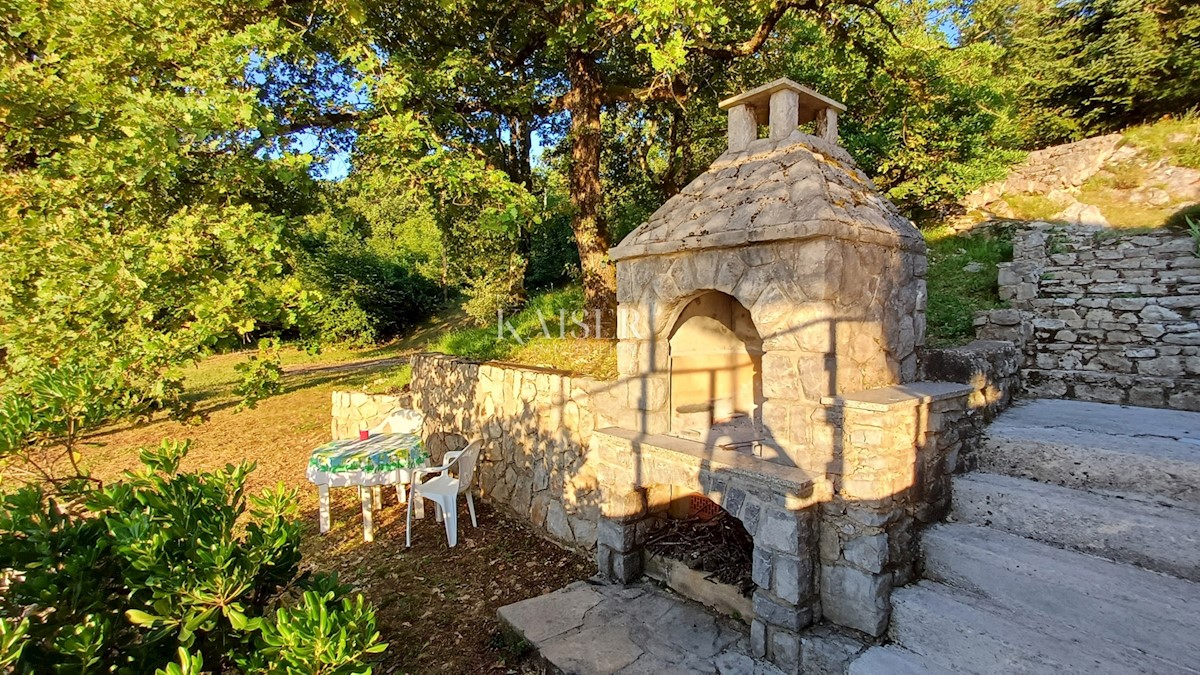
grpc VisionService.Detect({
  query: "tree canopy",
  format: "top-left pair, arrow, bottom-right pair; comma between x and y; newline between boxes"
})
1,0 -> 1197,468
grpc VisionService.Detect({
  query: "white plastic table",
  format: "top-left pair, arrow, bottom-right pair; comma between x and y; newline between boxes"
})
306,433 -> 428,541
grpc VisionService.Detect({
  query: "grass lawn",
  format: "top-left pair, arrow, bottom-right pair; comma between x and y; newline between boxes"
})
923,224 -> 1013,348
430,286 -> 617,380
60,319 -> 591,673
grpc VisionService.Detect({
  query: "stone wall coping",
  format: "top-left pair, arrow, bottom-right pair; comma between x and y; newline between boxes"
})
415,351 -> 619,382
610,218 -> 924,262
821,381 -> 975,412
595,426 -> 815,495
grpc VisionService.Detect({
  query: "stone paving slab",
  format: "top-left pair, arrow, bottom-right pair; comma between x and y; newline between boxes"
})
499,579 -> 785,675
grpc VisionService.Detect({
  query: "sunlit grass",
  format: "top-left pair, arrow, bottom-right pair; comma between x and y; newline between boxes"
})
1124,115 -> 1200,169
429,286 -> 617,379
924,224 -> 1014,348
1003,194 -> 1063,222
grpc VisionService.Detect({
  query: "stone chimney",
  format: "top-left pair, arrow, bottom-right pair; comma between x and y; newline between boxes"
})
718,78 -> 846,152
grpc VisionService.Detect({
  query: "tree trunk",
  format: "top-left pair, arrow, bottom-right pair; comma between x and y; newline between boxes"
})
565,48 -> 617,337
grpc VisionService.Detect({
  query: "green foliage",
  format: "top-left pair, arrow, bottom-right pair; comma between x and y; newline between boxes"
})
1187,216 -> 1200,258
0,362 -> 125,482
0,617 -> 29,669
961,0 -> 1200,143
0,439 -> 386,672
246,591 -> 386,674
234,339 -> 285,410
924,226 -> 1015,347
0,0 -> 335,431
525,179 -> 582,291
760,2 -> 1026,217
351,117 -> 544,327
298,238 -> 444,346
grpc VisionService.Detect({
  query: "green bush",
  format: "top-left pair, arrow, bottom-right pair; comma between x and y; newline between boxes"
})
0,440 -> 386,673
299,243 -> 443,346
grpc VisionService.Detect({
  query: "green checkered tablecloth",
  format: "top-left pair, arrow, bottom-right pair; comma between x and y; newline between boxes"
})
306,433 -> 429,488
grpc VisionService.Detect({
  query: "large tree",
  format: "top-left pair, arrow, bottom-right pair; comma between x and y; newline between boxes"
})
0,0 -> 369,462
362,0 -> 892,330
956,0 -> 1200,143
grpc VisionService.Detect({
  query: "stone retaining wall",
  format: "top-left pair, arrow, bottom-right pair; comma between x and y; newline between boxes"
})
922,341 -> 1022,422
407,353 -> 629,552
978,224 -> 1200,410
963,135 -> 1124,210
330,391 -> 409,440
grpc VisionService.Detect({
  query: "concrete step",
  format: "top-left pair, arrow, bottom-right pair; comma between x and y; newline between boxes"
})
951,472 -> 1200,581
922,523 -> 1200,668
889,582 -> 1197,674
977,399 -> 1200,504
848,645 -> 955,675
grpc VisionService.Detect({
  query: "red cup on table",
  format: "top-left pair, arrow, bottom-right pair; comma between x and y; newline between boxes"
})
359,429 -> 370,441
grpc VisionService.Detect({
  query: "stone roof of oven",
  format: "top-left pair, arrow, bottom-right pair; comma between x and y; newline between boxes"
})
609,132 -> 922,261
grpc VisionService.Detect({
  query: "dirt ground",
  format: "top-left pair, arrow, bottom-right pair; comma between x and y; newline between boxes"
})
56,351 -> 591,674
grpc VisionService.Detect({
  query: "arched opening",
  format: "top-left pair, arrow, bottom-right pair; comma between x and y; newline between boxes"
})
642,485 -> 755,618
667,291 -> 764,448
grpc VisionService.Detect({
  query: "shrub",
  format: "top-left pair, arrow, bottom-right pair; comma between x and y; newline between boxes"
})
233,338 -> 284,411
0,440 -> 386,673
299,243 -> 443,346
461,259 -> 528,326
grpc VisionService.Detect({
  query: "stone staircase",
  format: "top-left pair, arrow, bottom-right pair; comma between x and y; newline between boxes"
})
850,398 -> 1200,674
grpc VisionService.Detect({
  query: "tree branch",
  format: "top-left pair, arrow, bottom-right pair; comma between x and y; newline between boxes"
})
691,0 -> 895,60
691,0 -> 820,59
603,78 -> 688,105
272,110 -> 366,137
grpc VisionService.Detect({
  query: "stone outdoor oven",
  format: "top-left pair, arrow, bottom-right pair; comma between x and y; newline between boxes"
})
588,79 -> 973,673
609,78 -> 924,468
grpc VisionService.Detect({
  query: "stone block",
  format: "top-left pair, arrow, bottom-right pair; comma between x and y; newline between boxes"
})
819,564 -> 891,636
758,508 -> 801,554
753,545 -> 774,588
750,619 -> 768,658
772,553 -> 813,604
602,490 -> 647,522
768,627 -> 802,672
568,514 -> 597,548
740,500 -> 763,535
596,518 -> 637,553
546,501 -> 574,542
801,626 -> 869,675
843,533 -> 889,573
752,591 -> 812,632
607,546 -> 643,583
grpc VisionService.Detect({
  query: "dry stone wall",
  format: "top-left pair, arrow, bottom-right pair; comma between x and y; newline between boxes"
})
407,353 -> 630,552
978,224 -> 1200,410
330,391 -> 409,440
963,135 -> 1124,213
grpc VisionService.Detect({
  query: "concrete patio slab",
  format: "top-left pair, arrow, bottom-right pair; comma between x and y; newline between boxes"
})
499,579 -> 785,675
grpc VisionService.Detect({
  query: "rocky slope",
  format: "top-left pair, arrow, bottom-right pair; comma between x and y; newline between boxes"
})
961,126 -> 1200,228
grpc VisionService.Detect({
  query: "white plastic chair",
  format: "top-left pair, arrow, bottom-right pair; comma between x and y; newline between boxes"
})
405,439 -> 482,548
